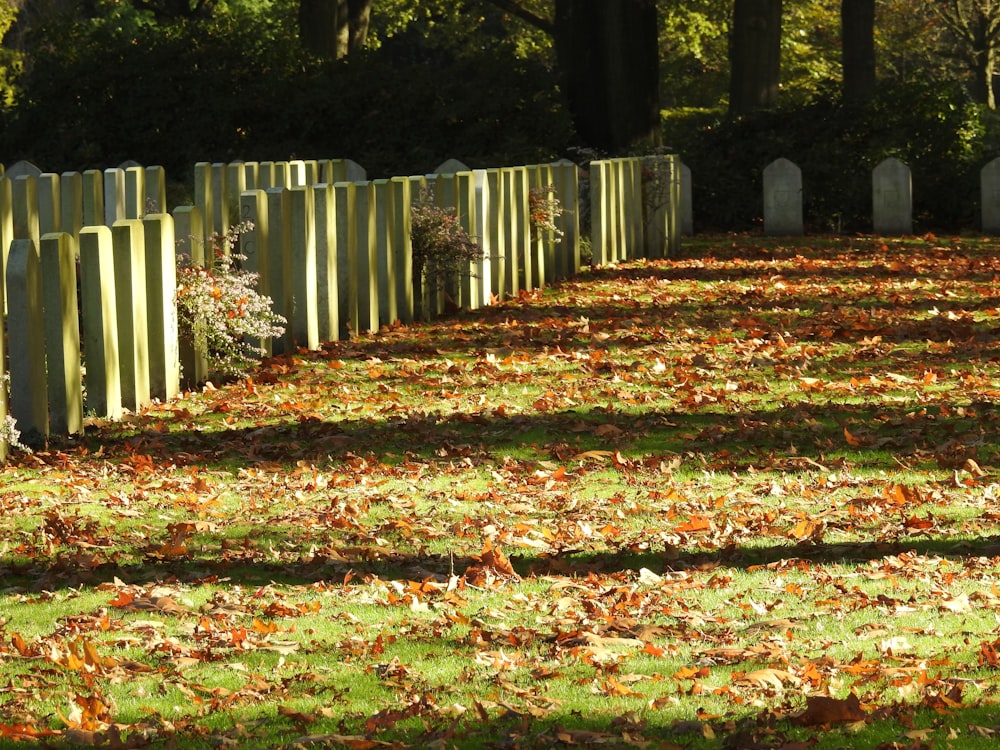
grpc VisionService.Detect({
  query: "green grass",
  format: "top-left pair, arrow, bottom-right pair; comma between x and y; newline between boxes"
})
4,234 -> 1000,748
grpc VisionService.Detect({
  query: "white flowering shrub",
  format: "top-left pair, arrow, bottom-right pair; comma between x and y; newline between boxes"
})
175,222 -> 286,378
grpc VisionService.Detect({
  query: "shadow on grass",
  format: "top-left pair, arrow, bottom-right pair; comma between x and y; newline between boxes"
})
5,529 -> 1000,594
90,396 -> 1000,474
15,699 -> 989,750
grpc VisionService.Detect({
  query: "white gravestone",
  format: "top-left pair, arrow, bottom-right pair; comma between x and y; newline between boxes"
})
763,158 -> 804,235
872,157 -> 912,235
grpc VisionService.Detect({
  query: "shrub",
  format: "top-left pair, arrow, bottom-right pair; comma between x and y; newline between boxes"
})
175,222 -> 286,378
410,191 -> 482,295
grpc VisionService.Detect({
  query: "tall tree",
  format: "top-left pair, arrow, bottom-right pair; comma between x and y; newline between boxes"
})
924,0 -> 1000,108
841,0 -> 875,101
299,0 -> 373,60
552,0 -> 660,150
729,0 -> 782,114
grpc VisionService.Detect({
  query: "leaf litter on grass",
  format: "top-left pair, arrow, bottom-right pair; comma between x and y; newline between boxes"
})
4,235 -> 1000,748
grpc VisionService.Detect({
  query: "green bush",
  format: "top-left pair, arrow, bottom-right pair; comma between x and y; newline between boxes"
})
666,82 -> 985,232
0,9 -> 573,180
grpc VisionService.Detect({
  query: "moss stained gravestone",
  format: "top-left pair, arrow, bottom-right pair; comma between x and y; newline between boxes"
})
763,157 -> 804,236
872,157 -> 912,235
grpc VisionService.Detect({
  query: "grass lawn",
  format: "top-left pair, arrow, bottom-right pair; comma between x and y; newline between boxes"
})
4,233 -> 1000,748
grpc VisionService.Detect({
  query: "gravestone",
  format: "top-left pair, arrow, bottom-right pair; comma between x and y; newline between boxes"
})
312,183 -> 339,340
143,214 -> 180,401
391,177 -> 414,323
146,166 -> 167,214
434,159 -> 471,175
104,168 -> 126,226
265,187 -> 293,354
79,226 -> 122,419
872,157 -> 912,235
981,157 -> 1000,233
124,166 -> 145,219
551,159 -> 580,276
373,179 -> 398,326
484,169 -> 507,300
111,219 -> 151,411
334,182 -> 357,336
6,239 -> 48,446
5,161 -> 42,180
289,186 -> 319,349
680,162 -> 693,235
12,175 -> 40,249
40,232 -> 83,435
353,181 -> 379,334
60,172 -> 84,238
38,174 -> 61,235
237,190 -> 271,359
763,158 -> 804,235
82,170 -> 104,227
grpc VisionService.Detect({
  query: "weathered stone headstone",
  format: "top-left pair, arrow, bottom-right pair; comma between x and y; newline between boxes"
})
60,172 -> 84,238
872,157 -> 912,235
143,214 -> 180,401
680,162 -> 693,235
641,155 -> 681,258
373,179 -> 398,326
353,181 -> 380,334
112,219 -> 151,411
0,177 -> 13,274
124,166 -> 145,219
238,190 -> 271,359
485,169 -> 506,300
590,160 -> 611,265
434,159 -> 471,175
40,231 -> 83,435
763,157 -> 804,235
38,174 -> 61,236
5,160 -> 42,180
551,159 -> 581,276
146,166 -> 167,214
104,168 -> 126,226
211,163 -> 229,238
334,182 -> 357,336
343,159 -> 367,182
82,170 -> 104,227
981,157 -> 1000,233
265,187 -> 293,354
289,186 -> 319,350
79,226 -> 122,419
391,177 -> 413,323
6,238 -> 48,445
473,169 -> 494,303
526,164 -> 552,289
194,163 -> 213,248
258,161 -> 277,190
313,183 -> 339,340
12,175 -> 40,254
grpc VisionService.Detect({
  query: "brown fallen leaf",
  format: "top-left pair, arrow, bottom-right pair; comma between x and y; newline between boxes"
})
793,693 -> 867,726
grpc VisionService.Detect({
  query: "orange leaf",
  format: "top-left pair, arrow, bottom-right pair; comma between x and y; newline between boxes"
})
675,515 -> 712,534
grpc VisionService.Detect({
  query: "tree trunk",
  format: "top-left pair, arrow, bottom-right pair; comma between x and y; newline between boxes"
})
298,0 -> 371,60
553,0 -> 660,152
841,0 -> 875,102
729,0 -> 782,115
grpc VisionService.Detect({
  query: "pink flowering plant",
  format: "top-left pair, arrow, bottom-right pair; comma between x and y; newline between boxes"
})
175,221 -> 286,377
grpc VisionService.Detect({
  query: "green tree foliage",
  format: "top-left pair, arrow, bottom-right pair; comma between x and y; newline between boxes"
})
0,0 -> 571,176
